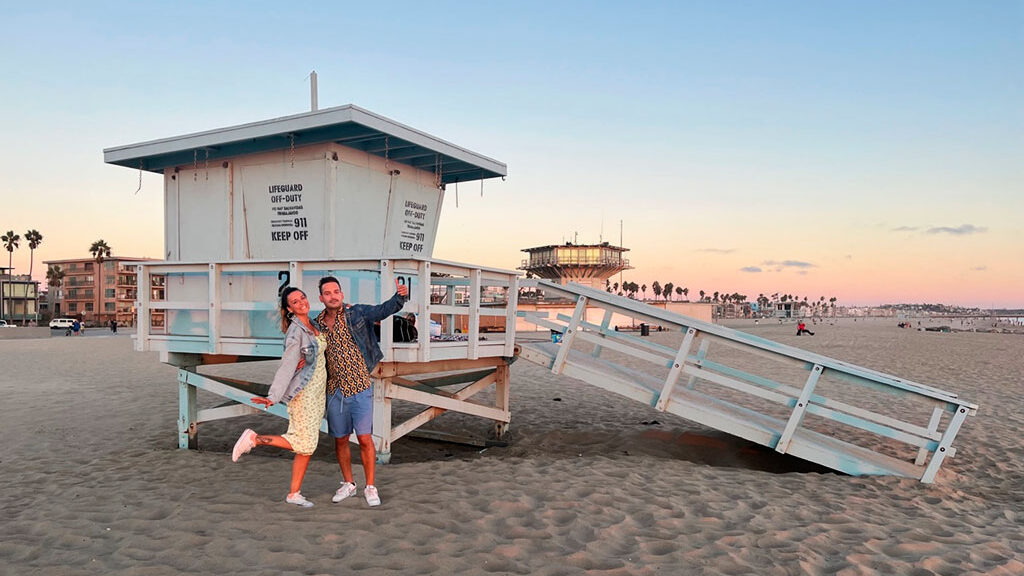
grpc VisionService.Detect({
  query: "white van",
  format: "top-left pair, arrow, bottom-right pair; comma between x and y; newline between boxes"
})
49,318 -> 77,330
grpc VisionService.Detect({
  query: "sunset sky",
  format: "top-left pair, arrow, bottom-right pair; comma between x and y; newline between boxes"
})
2,2 -> 1021,308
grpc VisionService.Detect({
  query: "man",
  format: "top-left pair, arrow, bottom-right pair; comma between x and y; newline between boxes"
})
316,276 -> 408,507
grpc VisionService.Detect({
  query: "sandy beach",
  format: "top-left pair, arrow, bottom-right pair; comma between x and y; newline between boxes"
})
1,319 -> 1021,575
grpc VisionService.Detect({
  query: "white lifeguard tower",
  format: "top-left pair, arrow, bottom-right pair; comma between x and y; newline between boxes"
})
106,104 -> 521,459
106,104 -> 976,482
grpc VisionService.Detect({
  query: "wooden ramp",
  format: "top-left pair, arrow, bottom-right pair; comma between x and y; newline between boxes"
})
516,280 -> 978,483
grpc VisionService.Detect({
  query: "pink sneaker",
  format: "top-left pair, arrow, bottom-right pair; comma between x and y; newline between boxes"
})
231,429 -> 257,462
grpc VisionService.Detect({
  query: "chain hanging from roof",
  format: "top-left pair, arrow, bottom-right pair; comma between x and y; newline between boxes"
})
193,149 -> 198,181
133,160 -> 143,195
289,134 -> 296,168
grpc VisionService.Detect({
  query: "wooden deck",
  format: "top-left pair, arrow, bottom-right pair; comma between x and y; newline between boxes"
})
136,257 -> 520,460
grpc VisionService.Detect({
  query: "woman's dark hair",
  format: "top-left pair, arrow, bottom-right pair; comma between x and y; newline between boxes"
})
279,287 -> 304,333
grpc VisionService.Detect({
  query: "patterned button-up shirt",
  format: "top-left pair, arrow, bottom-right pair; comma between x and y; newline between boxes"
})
317,308 -> 372,397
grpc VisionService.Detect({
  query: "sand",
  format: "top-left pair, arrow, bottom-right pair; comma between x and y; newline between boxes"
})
1,319 -> 1021,575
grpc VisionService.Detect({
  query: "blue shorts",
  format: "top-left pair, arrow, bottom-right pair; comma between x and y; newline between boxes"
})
326,387 -> 374,437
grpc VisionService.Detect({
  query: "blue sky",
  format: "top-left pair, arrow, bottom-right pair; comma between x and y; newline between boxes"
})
2,1 -> 1021,307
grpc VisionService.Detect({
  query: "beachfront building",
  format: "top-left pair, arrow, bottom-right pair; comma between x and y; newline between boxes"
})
43,257 -> 153,326
519,241 -> 631,291
0,269 -> 39,325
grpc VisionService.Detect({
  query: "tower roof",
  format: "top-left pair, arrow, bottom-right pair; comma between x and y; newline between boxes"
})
104,104 -> 506,185
522,241 -> 629,253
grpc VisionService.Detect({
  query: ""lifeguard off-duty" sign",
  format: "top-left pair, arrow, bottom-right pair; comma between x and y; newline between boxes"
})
241,160 -> 325,259
267,183 -> 310,242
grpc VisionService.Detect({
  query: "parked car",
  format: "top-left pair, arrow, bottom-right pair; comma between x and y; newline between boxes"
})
49,318 -> 77,330
0,320 -> 16,328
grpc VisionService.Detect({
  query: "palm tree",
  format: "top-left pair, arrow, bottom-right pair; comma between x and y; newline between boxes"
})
2,230 -> 18,274
2,231 -> 20,323
699,290 -> 705,302
640,284 -> 647,301
663,282 -> 674,302
682,287 -> 688,301
46,264 -> 65,288
89,240 -> 112,324
89,239 -> 111,263
25,230 -> 42,281
675,286 -> 683,301
23,230 -> 43,323
652,281 -> 662,301
47,264 -> 65,319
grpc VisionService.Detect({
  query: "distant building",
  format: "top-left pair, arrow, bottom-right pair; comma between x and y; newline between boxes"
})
43,257 -> 157,326
0,268 -> 39,325
520,242 -> 632,291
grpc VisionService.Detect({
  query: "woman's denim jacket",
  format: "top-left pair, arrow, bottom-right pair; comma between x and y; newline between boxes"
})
315,291 -> 408,375
267,318 -> 319,404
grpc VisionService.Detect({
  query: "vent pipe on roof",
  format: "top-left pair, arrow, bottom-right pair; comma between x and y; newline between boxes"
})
310,70 -> 318,111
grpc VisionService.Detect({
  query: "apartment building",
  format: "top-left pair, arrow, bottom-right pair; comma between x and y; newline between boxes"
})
1,268 -> 40,325
43,257 -> 157,326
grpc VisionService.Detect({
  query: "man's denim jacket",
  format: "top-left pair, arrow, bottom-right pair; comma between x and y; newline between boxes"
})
316,291 -> 409,375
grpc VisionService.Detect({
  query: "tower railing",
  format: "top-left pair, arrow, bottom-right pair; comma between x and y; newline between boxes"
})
133,257 -> 519,363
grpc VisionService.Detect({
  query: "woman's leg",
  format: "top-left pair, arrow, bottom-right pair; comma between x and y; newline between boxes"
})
253,435 -> 310,495
255,435 -> 293,450
289,454 -> 313,495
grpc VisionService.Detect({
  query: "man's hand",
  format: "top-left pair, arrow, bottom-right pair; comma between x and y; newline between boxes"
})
396,279 -> 409,298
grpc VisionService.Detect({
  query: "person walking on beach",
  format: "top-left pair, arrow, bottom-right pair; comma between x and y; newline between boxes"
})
797,321 -> 815,336
315,276 -> 408,507
231,287 -> 328,508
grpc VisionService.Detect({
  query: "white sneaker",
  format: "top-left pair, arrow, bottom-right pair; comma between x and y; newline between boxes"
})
332,482 -> 357,503
286,492 -> 314,507
364,485 -> 381,507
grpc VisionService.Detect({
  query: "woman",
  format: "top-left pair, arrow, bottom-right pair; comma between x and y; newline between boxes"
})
231,287 -> 327,507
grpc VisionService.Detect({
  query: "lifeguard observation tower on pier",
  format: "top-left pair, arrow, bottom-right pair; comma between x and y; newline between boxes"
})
519,241 -> 631,291
106,103 -> 976,483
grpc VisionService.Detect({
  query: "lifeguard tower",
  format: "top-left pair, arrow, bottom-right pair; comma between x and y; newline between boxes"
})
519,241 -> 631,291
107,104 -> 977,483
105,104 -> 521,460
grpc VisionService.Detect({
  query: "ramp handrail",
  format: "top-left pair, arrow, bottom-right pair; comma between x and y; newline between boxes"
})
517,280 -> 977,483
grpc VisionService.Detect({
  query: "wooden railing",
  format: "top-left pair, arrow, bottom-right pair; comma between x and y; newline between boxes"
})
517,280 -> 978,483
134,257 -> 519,363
